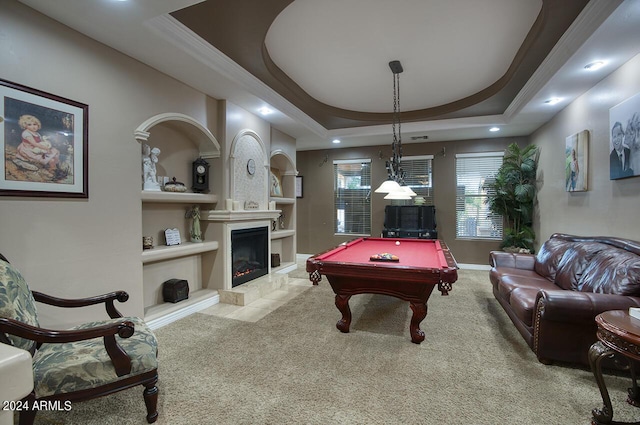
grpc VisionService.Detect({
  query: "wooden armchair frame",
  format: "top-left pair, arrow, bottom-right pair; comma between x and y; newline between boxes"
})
0,288 -> 158,424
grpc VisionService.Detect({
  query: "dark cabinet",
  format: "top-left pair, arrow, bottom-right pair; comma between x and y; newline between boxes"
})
382,205 -> 437,239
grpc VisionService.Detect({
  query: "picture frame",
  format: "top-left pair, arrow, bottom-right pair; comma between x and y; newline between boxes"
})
269,167 -> 282,197
0,78 -> 88,198
164,228 -> 181,246
296,175 -> 303,198
609,91 -> 640,180
565,130 -> 588,192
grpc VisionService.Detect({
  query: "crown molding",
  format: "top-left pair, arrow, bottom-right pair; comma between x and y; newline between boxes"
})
504,0 -> 623,120
144,14 -> 328,138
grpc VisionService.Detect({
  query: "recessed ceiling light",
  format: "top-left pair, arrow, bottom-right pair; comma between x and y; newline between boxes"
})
258,107 -> 273,115
545,97 -> 562,105
332,139 -> 341,144
489,127 -> 500,132
584,61 -> 605,71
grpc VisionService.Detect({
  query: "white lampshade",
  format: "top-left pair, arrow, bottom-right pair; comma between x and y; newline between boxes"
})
384,189 -> 412,200
401,185 -> 417,197
375,179 -> 402,193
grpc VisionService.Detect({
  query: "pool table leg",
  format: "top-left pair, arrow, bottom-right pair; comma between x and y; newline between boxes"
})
335,294 -> 352,333
409,302 -> 427,344
309,270 -> 322,285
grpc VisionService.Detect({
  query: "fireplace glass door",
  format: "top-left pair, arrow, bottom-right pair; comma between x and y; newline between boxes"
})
231,227 -> 268,287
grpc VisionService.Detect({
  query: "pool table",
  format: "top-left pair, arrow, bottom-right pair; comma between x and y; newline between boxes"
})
306,237 -> 458,344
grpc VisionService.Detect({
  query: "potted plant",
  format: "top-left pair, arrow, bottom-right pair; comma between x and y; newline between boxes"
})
484,143 -> 539,253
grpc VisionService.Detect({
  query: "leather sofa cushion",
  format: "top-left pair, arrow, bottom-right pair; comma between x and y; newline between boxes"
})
534,238 -> 569,281
578,250 -> 640,295
554,242 -> 609,290
490,266 -> 543,288
509,287 -> 540,327
497,274 -> 558,303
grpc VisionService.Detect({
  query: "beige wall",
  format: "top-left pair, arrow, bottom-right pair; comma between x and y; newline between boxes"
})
0,2 -> 217,328
296,137 -> 527,264
532,53 -> 640,244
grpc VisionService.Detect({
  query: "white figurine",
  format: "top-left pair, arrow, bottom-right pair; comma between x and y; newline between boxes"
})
142,144 -> 161,191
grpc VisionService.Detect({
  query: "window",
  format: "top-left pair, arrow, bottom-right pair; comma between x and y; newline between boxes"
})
401,155 -> 434,205
334,159 -> 371,235
455,152 -> 504,240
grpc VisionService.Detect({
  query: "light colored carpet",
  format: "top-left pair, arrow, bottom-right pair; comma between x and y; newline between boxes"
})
33,269 -> 640,424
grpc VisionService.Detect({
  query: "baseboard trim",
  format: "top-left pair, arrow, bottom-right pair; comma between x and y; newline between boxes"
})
146,294 -> 220,330
458,263 -> 491,271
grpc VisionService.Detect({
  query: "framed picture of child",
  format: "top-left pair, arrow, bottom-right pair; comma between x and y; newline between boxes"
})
0,78 -> 88,198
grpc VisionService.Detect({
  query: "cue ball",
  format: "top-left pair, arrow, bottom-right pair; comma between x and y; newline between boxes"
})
395,241 -> 400,245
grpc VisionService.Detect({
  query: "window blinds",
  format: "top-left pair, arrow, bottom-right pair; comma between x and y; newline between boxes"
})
334,159 -> 371,235
455,152 -> 504,240
401,155 -> 434,205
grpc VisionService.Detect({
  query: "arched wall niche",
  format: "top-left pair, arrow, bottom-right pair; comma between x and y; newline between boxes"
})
134,112 -> 221,159
229,129 -> 268,208
270,149 -> 297,177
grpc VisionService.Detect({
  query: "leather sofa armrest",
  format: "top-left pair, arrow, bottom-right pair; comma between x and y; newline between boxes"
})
535,289 -> 640,324
489,251 -> 535,270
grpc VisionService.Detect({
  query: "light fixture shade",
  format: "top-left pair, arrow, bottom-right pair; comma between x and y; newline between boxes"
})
401,185 -> 417,197
375,179 -> 402,193
384,190 -> 412,200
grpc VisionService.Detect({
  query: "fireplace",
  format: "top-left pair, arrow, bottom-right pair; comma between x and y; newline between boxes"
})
231,226 -> 269,287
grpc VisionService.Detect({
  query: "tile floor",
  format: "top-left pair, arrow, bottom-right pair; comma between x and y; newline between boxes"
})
198,277 -> 311,322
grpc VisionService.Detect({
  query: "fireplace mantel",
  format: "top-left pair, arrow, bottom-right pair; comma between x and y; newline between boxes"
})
203,210 -> 281,222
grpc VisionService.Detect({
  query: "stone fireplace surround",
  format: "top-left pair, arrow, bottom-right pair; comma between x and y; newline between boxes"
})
205,212 -> 280,291
200,128 -> 293,304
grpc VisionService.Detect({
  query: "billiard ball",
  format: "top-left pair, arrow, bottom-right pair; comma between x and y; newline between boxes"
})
395,241 -> 400,246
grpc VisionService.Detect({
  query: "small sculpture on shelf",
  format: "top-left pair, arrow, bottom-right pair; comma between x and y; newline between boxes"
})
186,205 -> 202,243
142,236 -> 153,250
164,177 -> 187,192
142,144 -> 161,191
279,212 -> 285,230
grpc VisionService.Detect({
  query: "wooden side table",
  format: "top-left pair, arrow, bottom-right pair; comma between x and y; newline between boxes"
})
589,310 -> 640,425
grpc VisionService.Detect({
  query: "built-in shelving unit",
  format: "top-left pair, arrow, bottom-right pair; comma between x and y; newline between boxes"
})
271,197 -> 295,204
135,113 -> 221,326
271,229 -> 295,240
144,288 -> 219,330
270,150 -> 297,270
141,241 -> 219,264
141,191 -> 218,204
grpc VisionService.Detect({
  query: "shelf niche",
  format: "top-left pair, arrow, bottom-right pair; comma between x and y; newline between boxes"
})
134,112 -> 221,159
135,112 -> 221,325
269,149 -> 297,266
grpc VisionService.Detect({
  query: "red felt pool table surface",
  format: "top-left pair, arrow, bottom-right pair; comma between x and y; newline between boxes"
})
306,237 -> 458,344
314,237 -> 449,269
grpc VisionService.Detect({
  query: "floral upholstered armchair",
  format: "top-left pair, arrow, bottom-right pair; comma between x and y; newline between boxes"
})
0,254 -> 159,424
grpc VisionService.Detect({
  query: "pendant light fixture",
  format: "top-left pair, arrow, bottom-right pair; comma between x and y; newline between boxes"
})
375,60 -> 415,199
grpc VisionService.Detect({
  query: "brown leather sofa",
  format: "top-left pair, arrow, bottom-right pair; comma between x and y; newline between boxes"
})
490,233 -> 640,366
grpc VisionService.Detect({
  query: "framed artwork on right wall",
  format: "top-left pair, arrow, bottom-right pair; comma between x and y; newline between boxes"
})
565,130 -> 589,192
609,92 -> 640,180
